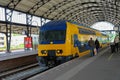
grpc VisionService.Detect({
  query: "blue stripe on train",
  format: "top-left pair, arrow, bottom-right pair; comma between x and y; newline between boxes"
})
40,40 -> 65,44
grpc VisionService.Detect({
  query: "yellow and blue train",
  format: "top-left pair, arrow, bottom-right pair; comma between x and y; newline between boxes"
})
37,20 -> 109,67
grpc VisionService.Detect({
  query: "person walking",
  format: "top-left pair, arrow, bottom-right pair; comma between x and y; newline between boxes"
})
95,39 -> 100,53
88,38 -> 95,56
114,35 -> 119,52
110,42 -> 115,53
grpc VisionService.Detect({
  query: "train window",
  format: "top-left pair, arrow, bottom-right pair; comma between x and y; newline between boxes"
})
39,30 -> 66,43
102,37 -> 107,44
78,41 -> 89,52
79,28 -> 95,35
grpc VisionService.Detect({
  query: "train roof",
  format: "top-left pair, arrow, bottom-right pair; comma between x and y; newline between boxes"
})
41,20 -> 107,36
41,20 -> 97,30
40,20 -> 67,31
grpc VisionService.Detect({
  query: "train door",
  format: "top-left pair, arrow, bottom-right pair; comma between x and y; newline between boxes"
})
73,34 -> 78,47
72,34 -> 80,56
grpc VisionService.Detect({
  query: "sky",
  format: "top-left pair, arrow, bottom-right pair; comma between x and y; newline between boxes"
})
91,21 -> 114,31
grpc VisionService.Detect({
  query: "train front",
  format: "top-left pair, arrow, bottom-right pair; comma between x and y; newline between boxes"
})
37,20 -> 67,67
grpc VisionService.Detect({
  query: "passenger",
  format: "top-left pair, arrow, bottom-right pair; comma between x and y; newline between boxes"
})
110,42 -> 115,53
114,35 -> 119,52
95,39 -> 100,53
88,38 -> 95,56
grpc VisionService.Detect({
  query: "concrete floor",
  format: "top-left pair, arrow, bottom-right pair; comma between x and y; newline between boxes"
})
28,47 -> 120,80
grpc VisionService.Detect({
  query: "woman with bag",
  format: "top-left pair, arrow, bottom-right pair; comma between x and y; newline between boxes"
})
95,39 -> 100,53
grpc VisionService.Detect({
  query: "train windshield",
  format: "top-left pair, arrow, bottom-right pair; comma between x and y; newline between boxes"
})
39,30 -> 66,43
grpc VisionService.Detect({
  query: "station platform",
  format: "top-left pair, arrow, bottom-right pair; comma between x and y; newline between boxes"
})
28,47 -> 120,80
0,50 -> 37,61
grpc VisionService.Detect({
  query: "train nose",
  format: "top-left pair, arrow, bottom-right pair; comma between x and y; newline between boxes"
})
48,50 -> 56,57
41,49 -> 63,56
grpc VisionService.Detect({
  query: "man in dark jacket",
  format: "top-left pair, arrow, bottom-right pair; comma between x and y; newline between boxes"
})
88,38 -> 95,56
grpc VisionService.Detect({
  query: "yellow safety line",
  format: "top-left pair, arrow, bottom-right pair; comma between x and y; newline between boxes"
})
108,54 -> 114,61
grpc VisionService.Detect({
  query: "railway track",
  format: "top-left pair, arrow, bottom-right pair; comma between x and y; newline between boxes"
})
0,54 -> 38,73
0,53 -> 49,80
0,63 -> 48,80
0,47 -> 108,80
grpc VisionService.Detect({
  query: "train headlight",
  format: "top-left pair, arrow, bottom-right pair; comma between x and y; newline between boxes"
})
41,50 -> 47,54
57,50 -> 60,53
56,50 -> 63,54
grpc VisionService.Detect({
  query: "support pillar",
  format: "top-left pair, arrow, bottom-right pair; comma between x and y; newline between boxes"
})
5,9 -> 13,53
25,14 -> 33,51
26,14 -> 33,37
4,0 -> 21,53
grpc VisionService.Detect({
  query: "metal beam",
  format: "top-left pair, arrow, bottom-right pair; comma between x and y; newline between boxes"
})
28,0 -> 51,14
53,2 -> 100,19
64,9 -> 103,25
40,17 -> 46,26
43,0 -> 74,17
64,8 -> 120,26
0,20 -> 37,28
7,0 -> 22,8
27,0 -> 51,36
0,5 -> 52,21
101,30 -> 115,32
66,9 -> 103,20
52,1 -> 120,26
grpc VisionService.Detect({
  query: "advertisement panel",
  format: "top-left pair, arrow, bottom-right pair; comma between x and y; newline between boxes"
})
24,37 -> 33,48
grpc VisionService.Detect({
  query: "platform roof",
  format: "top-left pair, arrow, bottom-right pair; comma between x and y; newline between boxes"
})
0,21 -> 38,34
0,0 -> 120,34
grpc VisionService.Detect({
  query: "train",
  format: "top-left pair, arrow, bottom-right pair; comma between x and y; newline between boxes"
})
37,20 -> 109,67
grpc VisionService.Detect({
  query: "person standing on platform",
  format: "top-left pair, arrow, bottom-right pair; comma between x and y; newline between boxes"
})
88,38 -> 95,56
95,39 -> 100,53
114,35 -> 119,52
